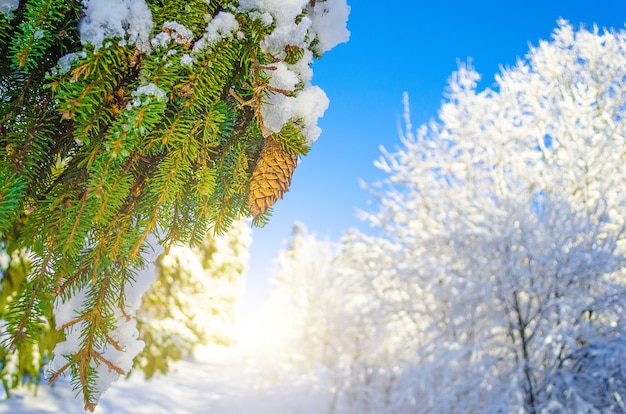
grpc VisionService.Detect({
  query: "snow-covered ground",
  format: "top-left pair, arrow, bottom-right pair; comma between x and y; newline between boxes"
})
0,346 -> 332,414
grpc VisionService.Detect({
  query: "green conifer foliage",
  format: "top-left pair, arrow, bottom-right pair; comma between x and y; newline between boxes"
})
0,248 -> 63,398
0,0 -> 348,409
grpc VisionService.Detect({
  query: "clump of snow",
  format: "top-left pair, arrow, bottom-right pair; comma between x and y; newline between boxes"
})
180,53 -> 194,67
260,17 -> 311,57
238,0 -> 307,27
260,48 -> 330,143
87,238 -> 162,405
48,327 -> 83,384
289,48 -> 314,82
126,82 -> 167,111
292,86 -> 329,144
78,0 -> 154,52
96,234 -> 163,401
51,287 -> 89,331
192,12 -> 239,53
151,21 -> 194,48
49,287 -> 90,376
261,85 -> 329,145
248,10 -> 274,26
0,0 -> 19,20
268,62 -> 300,91
46,52 -> 87,77
236,0 -> 349,144
56,53 -> 80,74
124,233 -> 163,311
238,0 -> 350,55
150,32 -> 171,49
261,94 -> 295,135
132,83 -> 168,103
309,0 -> 351,53
0,249 -> 9,271
92,308 -> 143,403
163,21 -> 194,44
49,234 -> 164,406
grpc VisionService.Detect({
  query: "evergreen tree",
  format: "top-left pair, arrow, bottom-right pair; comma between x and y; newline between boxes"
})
135,220 -> 251,379
0,0 -> 349,410
0,248 -> 63,398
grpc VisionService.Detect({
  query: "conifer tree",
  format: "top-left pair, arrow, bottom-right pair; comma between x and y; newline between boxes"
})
0,248 -> 63,397
0,0 -> 349,409
135,220 -> 251,379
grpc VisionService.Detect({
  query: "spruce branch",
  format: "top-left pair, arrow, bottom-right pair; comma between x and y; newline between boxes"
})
0,0 -> 348,408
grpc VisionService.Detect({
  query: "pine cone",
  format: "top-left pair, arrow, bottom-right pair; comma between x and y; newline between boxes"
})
248,138 -> 298,218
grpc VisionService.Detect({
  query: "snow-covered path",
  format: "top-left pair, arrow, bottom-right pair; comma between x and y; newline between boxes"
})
0,347 -> 332,414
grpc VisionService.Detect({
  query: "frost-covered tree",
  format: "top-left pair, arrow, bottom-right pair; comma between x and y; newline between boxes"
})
0,0 -> 349,410
136,220 -> 251,378
264,21 -> 626,414
262,224 -> 406,413
261,223 -> 342,372
364,21 -> 626,413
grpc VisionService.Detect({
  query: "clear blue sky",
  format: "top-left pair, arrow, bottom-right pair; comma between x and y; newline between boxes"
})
241,1 -> 626,316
